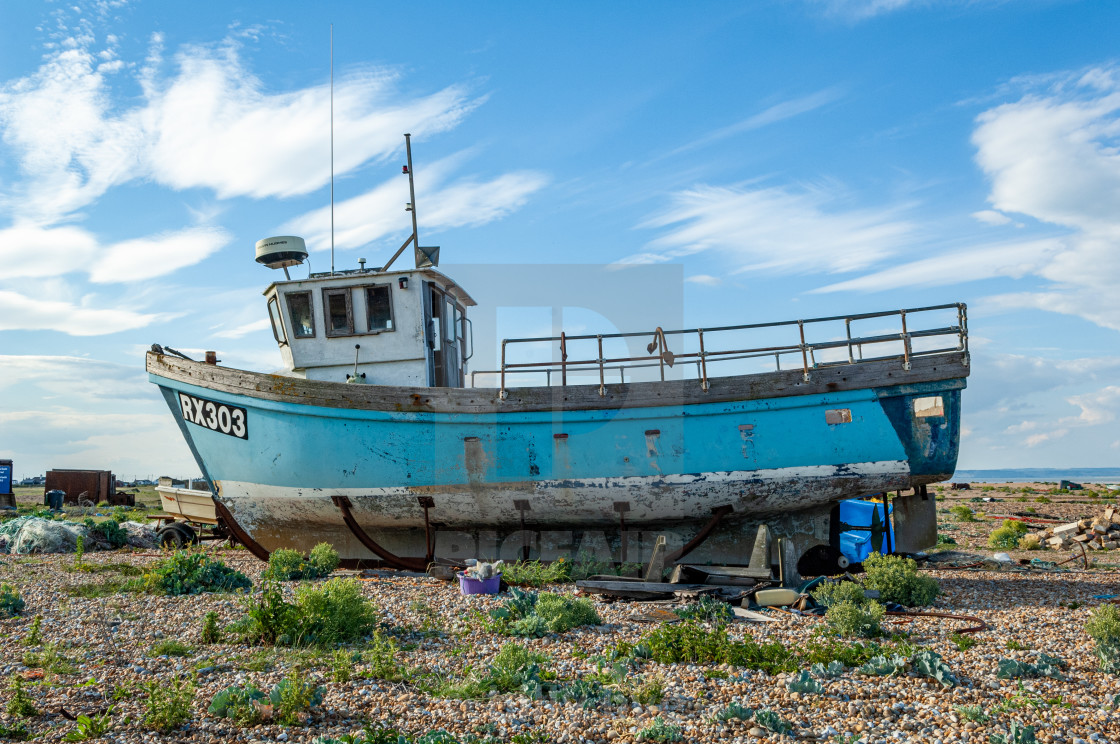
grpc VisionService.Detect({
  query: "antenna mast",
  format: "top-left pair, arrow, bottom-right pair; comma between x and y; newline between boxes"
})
329,26 -> 333,277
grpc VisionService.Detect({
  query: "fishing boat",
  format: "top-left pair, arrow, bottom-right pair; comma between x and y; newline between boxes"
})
147,136 -> 969,572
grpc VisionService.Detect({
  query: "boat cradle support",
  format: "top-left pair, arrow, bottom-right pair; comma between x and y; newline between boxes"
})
331,495 -> 431,572
212,498 -> 272,562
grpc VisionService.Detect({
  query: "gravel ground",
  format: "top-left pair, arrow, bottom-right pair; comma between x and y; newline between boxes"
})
1,488 -> 1118,744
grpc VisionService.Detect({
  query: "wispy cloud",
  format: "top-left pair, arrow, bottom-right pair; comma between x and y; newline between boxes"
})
626,183 -> 913,275
0,291 -> 162,335
664,88 -> 843,158
283,159 -> 548,254
807,0 -> 922,21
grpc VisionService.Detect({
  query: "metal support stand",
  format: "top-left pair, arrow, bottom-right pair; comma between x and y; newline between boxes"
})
332,495 -> 428,571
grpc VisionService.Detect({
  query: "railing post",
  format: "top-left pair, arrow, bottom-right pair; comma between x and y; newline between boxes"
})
698,329 -> 709,391
597,335 -> 605,397
499,340 -> 508,400
900,310 -> 911,371
798,320 -> 810,382
560,332 -> 567,386
845,318 -> 854,364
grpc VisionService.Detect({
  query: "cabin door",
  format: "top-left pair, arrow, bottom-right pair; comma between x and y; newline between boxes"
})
426,284 -> 463,387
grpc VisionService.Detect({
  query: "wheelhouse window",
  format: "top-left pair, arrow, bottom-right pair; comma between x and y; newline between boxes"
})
365,285 -> 394,332
323,288 -> 354,337
285,292 -> 315,338
267,296 -> 287,344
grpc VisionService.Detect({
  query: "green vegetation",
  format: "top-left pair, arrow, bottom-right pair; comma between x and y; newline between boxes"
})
911,649 -> 958,687
989,722 -> 1039,744
23,641 -> 78,675
233,577 -> 378,646
149,640 -> 194,657
950,505 -> 977,522
953,704 -> 990,723
365,630 -> 408,681
673,595 -> 734,622
811,580 -> 867,607
825,600 -> 884,638
0,721 -> 30,741
1006,639 -> 1031,651
331,649 -> 357,683
637,717 -> 682,742
1085,604 -> 1120,674
996,654 -> 1066,680
143,551 -> 252,595
6,675 -> 38,718
487,588 -> 601,637
22,616 -> 42,647
209,673 -> 324,726
200,611 -> 221,644
263,543 -> 341,581
65,578 -> 141,598
144,676 -> 195,732
950,632 -> 980,651
988,519 -> 1030,550
862,552 -> 939,607
0,583 -> 25,616
61,708 -> 113,741
84,517 -> 129,549
713,700 -> 754,722
786,670 -> 824,693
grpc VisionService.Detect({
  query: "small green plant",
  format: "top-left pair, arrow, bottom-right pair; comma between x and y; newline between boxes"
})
0,583 -> 25,617
953,704 -> 990,723
673,595 -> 734,622
331,649 -> 356,683
856,654 -> 909,676
753,708 -> 793,735
1006,639 -> 1031,651
950,505 -> 977,522
6,674 -> 38,718
208,683 -> 267,725
22,641 -> 78,675
989,722 -> 1038,744
200,611 -> 221,644
988,519 -> 1030,550
501,558 -> 572,586
264,543 -> 341,581
631,676 -> 666,705
1085,604 -> 1120,674
825,600 -> 885,638
85,518 -> 129,549
811,579 -> 868,607
996,654 -> 1065,680
713,700 -> 753,722
0,721 -> 30,740
233,577 -> 377,647
937,533 -> 958,545
143,676 -> 195,732
23,615 -> 42,646
1034,496 -> 1052,504
912,649 -> 958,687
488,588 -> 600,637
150,639 -> 194,657
62,708 -> 113,741
74,534 -> 85,566
365,630 -> 407,681
786,669 -> 824,693
637,716 -> 682,742
144,551 -> 252,595
950,632 -> 979,651
272,670 -> 326,725
308,542 -> 341,575
862,552 -> 939,607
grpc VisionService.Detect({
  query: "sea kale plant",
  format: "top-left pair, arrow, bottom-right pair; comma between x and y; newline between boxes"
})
488,588 -> 601,637
143,551 -> 252,595
1085,604 -> 1120,674
263,543 -> 340,581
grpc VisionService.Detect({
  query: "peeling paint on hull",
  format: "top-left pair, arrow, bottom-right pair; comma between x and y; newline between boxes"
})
148,352 -> 967,563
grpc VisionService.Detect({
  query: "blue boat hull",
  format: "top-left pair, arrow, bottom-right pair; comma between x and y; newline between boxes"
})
147,350 -> 966,565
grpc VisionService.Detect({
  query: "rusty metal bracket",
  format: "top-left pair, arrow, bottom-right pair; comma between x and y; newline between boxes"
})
417,496 -> 436,563
331,495 -> 428,571
212,498 -> 271,562
665,504 -> 733,565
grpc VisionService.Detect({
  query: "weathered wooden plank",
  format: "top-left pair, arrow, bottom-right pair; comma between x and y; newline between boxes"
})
147,350 -> 969,415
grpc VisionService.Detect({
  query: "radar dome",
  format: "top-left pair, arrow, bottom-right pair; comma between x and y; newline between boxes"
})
255,236 -> 308,269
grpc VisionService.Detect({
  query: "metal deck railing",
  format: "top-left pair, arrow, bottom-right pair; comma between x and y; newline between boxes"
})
470,303 -> 968,398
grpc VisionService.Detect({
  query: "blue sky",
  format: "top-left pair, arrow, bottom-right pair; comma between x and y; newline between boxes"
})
1,0 -> 1119,479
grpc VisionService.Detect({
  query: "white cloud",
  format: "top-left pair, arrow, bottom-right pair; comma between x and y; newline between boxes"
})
630,184 -> 912,275
685,274 -> 723,286
814,237 -> 1062,293
90,226 -> 232,283
972,209 -> 1012,226
0,354 -> 150,401
284,163 -> 548,254
0,32 -> 483,224
1063,386 -> 1120,427
0,224 -> 99,278
0,290 -> 161,335
808,0 -> 921,20
1026,429 -> 1067,447
211,318 -> 271,340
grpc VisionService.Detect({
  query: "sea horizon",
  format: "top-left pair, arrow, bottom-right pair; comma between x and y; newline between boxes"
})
950,467 -> 1120,484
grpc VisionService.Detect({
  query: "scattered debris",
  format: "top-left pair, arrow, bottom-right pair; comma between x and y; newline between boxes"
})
1033,507 -> 1120,551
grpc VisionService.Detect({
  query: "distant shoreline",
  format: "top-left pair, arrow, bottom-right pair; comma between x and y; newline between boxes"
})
951,468 -> 1120,484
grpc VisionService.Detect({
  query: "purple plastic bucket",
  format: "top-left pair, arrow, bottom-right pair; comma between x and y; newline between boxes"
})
458,572 -> 501,595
